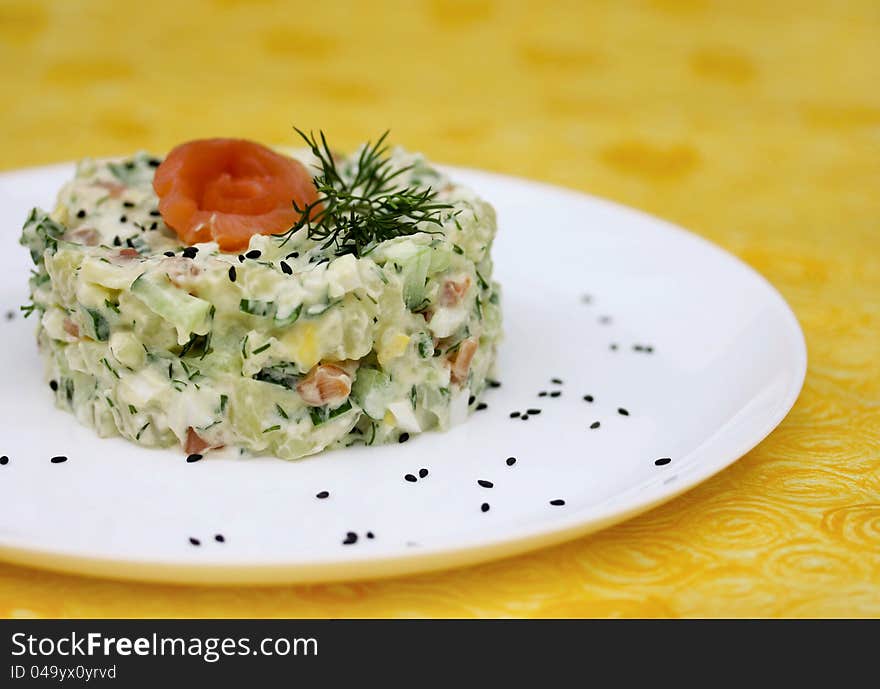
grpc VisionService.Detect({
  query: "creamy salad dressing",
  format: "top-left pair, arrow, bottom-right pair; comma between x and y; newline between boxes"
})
21,146 -> 502,460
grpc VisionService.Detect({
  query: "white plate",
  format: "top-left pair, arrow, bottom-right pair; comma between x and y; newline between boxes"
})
0,163 -> 806,584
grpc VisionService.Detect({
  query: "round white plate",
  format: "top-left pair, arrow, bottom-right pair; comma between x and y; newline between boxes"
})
0,163 -> 806,584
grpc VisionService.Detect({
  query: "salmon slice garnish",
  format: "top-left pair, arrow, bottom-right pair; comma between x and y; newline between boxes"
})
153,138 -> 319,252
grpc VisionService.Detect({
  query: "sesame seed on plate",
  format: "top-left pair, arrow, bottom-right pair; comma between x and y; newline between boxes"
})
590,421 -> 600,429
481,502 -> 490,512
316,490 -> 330,499
550,499 -> 566,506
655,457 -> 672,466
215,534 -> 225,543
246,250 -> 262,259
399,432 -> 410,443
618,408 -> 629,416
510,411 -> 521,418
189,537 -> 201,546
49,380 -> 58,391
186,453 -> 203,463
405,473 -> 417,483
50,455 -> 67,464
476,402 -> 488,411
419,468 -> 429,478
0,456 -> 8,465
477,479 -> 494,488
583,395 -> 594,402
506,457 -> 516,466
550,391 -> 561,398
280,261 -> 292,275
228,266 -> 237,282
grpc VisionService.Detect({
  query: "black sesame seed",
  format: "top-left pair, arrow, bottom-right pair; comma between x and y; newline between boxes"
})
405,473 -> 417,482
477,479 -> 494,488
163,251 -> 175,257
538,391 -> 548,397
76,209 -> 86,218
618,408 -> 629,416
476,402 -> 488,411
238,254 -> 245,263
49,379 -> 58,391
655,457 -> 672,466
50,455 -> 67,464
123,200 -> 135,208
399,432 -> 410,443
488,379 -> 501,388
4,310 -> 14,321
119,215 -> 127,223
0,456 -> 8,466
182,247 -> 198,259
610,343 -> 619,351
286,251 -> 300,259
551,378 -> 563,385
590,421 -> 600,429
148,158 -> 161,167
214,534 -> 225,543
228,266 -> 237,282
124,161 -> 135,170
527,408 -> 541,415
113,236 -> 122,246
316,490 -> 330,499
280,260 -> 292,275
149,209 -> 161,216
521,414 -> 529,420
419,468 -> 428,478
245,250 -> 262,259
550,499 -> 566,506
506,457 -> 516,466
550,391 -> 561,398
125,238 -> 136,249
583,395 -> 594,402
149,221 -> 158,230
468,395 -> 476,405
481,502 -> 490,513
646,346 -> 654,353
189,537 -> 201,546
366,531 -> 375,539
634,344 -> 644,352
342,532 -> 358,545
186,453 -> 203,463
510,411 -> 521,418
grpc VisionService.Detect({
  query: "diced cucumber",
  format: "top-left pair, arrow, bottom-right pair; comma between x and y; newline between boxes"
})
351,367 -> 392,420
131,273 -> 212,344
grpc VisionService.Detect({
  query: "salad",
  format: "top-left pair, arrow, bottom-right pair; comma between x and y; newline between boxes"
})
20,132 -> 502,460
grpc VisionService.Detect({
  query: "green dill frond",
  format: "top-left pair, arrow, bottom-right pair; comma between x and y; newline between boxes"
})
275,129 -> 456,257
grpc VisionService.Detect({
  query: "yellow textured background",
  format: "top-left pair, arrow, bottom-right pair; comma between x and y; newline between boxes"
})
1,0 -> 878,618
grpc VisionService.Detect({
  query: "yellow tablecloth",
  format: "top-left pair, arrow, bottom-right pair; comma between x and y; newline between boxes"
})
1,0 -> 878,618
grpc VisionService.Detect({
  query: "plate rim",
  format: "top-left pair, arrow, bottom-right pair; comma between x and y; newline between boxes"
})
0,162 -> 807,585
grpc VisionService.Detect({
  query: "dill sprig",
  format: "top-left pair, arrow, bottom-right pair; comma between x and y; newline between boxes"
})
277,129 -> 455,257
